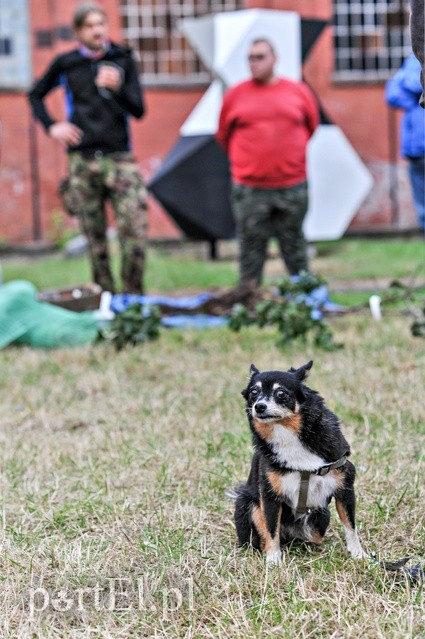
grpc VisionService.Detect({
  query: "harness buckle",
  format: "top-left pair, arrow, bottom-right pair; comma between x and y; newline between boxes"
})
316,465 -> 331,476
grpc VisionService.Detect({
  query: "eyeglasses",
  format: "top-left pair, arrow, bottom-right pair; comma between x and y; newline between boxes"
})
248,54 -> 267,62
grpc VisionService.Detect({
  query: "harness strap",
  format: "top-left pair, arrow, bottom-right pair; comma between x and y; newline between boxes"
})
294,454 -> 348,515
296,471 -> 311,515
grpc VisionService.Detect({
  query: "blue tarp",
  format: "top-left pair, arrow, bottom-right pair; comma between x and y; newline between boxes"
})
111,292 -> 227,328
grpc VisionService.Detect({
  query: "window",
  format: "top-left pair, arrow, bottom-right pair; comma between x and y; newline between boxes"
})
0,37 -> 12,55
0,0 -> 31,89
333,0 -> 411,81
120,0 -> 244,86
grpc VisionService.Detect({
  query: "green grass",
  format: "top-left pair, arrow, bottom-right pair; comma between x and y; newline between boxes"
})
0,243 -> 237,292
0,317 -> 424,637
1,237 -> 424,294
0,236 -> 424,636
314,238 -> 425,281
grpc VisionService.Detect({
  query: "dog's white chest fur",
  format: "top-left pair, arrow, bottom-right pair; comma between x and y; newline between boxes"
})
278,471 -> 339,511
269,424 -> 324,470
270,424 -> 338,511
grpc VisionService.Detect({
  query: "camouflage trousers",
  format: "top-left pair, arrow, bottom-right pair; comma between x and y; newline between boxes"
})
66,151 -> 147,294
231,181 -> 309,287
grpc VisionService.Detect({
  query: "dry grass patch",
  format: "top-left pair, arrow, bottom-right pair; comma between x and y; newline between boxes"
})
0,315 -> 424,638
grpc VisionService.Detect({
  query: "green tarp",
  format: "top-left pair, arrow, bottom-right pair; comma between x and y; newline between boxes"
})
0,280 -> 99,349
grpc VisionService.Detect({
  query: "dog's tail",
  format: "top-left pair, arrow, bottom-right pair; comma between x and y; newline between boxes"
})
225,484 -> 245,500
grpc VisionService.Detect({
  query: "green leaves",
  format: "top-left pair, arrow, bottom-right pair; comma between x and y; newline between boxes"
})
228,303 -> 252,332
229,272 -> 341,350
100,303 -> 161,351
276,270 -> 327,296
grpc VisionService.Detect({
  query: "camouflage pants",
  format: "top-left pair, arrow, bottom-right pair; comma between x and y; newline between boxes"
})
66,152 -> 147,293
231,181 -> 309,287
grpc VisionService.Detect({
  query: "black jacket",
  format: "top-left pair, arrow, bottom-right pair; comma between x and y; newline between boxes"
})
28,42 -> 145,153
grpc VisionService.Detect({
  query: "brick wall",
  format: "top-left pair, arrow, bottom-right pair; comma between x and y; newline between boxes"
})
247,0 -> 416,228
0,0 -> 417,245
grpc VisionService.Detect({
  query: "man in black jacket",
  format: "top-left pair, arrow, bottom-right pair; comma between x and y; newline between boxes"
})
29,2 -> 147,293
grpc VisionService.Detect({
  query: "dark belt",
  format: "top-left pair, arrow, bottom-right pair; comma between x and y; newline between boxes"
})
70,150 -> 134,161
295,455 -> 348,515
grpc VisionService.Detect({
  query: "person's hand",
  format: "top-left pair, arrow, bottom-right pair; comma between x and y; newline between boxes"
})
95,64 -> 122,92
48,122 -> 83,146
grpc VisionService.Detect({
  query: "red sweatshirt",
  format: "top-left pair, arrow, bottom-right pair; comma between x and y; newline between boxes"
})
216,78 -> 319,188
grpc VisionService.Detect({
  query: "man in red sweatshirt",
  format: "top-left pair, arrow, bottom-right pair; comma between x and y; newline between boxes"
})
216,38 -> 319,288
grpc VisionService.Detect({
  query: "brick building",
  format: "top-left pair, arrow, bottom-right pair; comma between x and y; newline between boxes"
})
0,0 -> 416,245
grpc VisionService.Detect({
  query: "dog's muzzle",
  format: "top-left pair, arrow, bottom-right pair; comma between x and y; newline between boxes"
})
252,401 -> 282,421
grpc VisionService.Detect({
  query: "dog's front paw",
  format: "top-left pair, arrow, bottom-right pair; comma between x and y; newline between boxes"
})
266,549 -> 282,565
350,547 -> 367,560
348,542 -> 366,559
345,530 -> 365,559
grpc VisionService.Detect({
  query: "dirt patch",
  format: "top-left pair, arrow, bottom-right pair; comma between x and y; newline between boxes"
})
151,286 -> 264,317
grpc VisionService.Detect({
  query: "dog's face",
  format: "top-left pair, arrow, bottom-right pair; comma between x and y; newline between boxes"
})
242,361 -> 313,424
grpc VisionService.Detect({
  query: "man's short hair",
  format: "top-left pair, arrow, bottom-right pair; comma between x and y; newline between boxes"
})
72,3 -> 107,30
250,38 -> 276,55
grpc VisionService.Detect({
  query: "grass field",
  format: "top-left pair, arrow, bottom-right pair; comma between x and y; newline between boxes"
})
2,237 -> 425,301
1,238 -> 424,637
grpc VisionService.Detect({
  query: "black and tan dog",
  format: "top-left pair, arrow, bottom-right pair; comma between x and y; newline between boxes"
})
233,361 -> 364,564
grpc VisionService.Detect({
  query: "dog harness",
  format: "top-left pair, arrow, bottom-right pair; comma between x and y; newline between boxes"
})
294,455 -> 348,515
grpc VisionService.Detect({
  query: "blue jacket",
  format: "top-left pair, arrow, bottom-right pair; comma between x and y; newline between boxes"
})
385,55 -> 425,158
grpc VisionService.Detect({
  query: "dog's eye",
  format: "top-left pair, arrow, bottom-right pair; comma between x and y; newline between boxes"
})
249,387 -> 259,398
275,388 -> 287,401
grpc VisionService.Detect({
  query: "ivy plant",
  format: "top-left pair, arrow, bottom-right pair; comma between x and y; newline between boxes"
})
100,303 -> 162,351
229,272 -> 340,350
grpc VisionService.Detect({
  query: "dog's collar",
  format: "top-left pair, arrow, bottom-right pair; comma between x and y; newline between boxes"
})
294,454 -> 348,515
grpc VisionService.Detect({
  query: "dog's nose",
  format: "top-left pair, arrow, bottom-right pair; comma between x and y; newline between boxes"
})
255,402 -> 267,414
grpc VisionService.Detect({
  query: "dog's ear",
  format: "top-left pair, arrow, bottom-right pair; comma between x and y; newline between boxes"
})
241,364 -> 259,399
292,360 -> 313,382
249,364 -> 260,379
